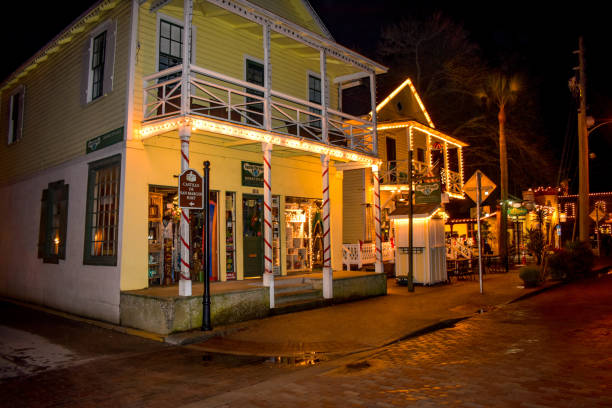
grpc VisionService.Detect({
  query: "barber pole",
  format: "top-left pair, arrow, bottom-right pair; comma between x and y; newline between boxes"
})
321,154 -> 332,299
262,143 -> 274,306
372,166 -> 383,273
179,128 -> 192,296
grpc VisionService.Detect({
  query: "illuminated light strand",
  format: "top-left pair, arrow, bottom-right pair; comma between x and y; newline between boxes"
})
378,121 -> 467,148
373,78 -> 435,128
137,116 -> 381,165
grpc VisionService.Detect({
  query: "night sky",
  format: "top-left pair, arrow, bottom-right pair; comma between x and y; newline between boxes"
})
3,1 -> 611,192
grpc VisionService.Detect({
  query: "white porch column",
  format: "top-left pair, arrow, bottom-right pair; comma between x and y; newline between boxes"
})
178,0 -> 193,297
181,0 -> 192,115
320,49 -> 329,143
262,144 -> 274,293
321,154 -> 333,299
372,165 -> 383,273
263,24 -> 271,131
369,71 -> 378,156
179,125 -> 192,296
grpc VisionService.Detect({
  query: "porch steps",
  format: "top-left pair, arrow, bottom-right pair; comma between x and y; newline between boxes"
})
272,278 -> 324,315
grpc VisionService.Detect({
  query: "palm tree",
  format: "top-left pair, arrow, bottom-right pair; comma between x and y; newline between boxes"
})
477,72 -> 520,261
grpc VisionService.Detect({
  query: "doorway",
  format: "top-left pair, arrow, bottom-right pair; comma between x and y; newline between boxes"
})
243,194 -> 263,278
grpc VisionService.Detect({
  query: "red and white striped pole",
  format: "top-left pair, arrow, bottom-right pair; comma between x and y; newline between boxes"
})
321,154 -> 332,299
372,165 -> 383,273
179,125 -> 192,296
262,143 -> 274,306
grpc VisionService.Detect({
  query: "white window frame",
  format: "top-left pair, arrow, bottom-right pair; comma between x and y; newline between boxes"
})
7,85 -> 25,145
85,19 -> 116,103
155,12 -> 197,71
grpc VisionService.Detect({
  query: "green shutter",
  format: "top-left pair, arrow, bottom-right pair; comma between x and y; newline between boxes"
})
38,189 -> 49,258
58,183 -> 69,260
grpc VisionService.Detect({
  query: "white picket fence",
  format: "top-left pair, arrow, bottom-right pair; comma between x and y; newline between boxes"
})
342,242 -> 394,270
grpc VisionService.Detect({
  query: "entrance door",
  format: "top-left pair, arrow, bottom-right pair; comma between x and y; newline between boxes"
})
243,194 -> 263,278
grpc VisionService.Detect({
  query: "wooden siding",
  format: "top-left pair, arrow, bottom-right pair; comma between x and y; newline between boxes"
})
0,1 -> 131,185
249,0 -> 330,38
133,2 -> 359,123
342,168 -> 365,243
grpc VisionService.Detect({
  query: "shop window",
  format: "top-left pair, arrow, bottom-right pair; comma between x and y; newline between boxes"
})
225,192 -> 236,280
8,85 -> 25,144
81,20 -> 116,105
83,155 -> 121,266
38,181 -> 69,263
285,197 -> 323,271
416,147 -> 425,163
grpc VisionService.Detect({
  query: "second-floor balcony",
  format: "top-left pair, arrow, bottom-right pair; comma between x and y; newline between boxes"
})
142,64 -> 377,157
379,159 -> 463,197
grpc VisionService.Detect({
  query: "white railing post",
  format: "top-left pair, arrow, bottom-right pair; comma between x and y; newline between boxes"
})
372,165 -> 383,273
321,154 -> 332,298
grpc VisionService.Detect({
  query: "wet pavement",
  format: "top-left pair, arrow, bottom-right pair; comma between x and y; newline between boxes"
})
1,271 -> 611,407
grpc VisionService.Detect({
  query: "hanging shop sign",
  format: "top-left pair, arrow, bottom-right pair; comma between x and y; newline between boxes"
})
241,161 -> 264,187
86,127 -> 124,154
179,169 -> 204,209
507,206 -> 528,220
415,181 -> 441,204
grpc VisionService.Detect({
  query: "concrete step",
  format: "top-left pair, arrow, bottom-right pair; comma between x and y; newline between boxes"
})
274,277 -> 306,286
275,288 -> 321,305
270,297 -> 330,315
274,282 -> 313,294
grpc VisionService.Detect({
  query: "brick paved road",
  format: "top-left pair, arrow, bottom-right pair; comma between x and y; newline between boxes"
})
2,274 -> 611,408
185,275 -> 612,408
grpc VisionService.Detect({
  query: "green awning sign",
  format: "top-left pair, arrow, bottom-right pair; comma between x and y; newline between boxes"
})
86,127 -> 124,154
241,161 -> 264,187
415,182 -> 441,204
507,206 -> 528,219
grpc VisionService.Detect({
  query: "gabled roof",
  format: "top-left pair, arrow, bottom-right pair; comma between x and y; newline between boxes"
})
248,0 -> 333,40
375,78 -> 435,128
389,203 -> 441,219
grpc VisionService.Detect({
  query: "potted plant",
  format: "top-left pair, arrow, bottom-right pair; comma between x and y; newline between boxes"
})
519,265 -> 542,288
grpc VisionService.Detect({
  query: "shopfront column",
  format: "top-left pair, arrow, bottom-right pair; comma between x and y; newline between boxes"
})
321,154 -> 333,299
178,125 -> 192,296
372,165 -> 383,273
262,143 -> 274,304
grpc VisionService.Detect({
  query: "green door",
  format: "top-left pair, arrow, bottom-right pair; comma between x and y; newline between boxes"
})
243,194 -> 263,278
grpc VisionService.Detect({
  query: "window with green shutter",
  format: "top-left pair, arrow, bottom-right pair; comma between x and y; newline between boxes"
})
38,181 -> 69,264
83,155 -> 121,266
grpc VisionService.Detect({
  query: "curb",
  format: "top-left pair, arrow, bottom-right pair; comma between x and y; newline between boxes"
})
1,296 -> 166,343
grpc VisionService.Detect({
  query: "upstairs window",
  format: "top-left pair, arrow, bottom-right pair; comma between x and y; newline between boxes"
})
8,85 -> 25,144
245,59 -> 264,126
308,74 -> 322,129
38,181 -> 69,263
81,20 -> 116,105
91,32 -> 107,100
159,19 -> 183,72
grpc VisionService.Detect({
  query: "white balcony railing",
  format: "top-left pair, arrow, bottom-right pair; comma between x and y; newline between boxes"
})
143,64 -> 375,155
379,160 -> 462,195
342,242 -> 394,270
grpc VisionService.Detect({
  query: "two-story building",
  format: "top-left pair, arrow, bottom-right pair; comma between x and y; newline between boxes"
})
341,78 -> 467,255
0,0 -> 387,325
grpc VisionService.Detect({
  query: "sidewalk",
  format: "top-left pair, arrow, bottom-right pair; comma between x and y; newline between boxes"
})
182,269 -> 560,357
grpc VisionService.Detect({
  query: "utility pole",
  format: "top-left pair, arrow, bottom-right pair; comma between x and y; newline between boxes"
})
575,36 -> 590,242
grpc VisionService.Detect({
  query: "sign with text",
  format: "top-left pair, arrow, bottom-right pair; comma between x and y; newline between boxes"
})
241,161 -> 264,187
415,182 -> 441,204
179,169 -> 203,209
86,127 -> 123,154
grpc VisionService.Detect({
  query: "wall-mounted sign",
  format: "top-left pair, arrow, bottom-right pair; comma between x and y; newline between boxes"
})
179,169 -> 203,209
242,161 -> 264,187
86,127 -> 124,154
415,182 -> 441,204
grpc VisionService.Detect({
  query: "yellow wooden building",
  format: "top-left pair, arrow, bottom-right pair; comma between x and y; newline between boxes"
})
0,0 -> 387,324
